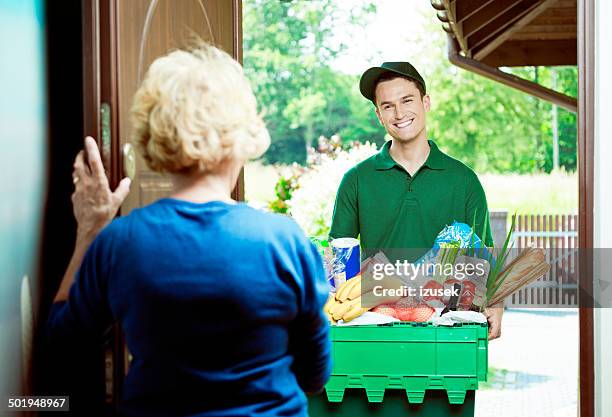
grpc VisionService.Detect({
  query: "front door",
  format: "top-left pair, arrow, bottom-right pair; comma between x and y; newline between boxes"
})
115,0 -> 244,213
83,0 -> 243,211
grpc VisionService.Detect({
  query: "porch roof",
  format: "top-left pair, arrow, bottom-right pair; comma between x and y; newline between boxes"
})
430,0 -> 577,111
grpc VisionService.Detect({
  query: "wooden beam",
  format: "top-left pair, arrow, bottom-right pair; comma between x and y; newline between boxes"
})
467,0 -> 541,51
517,24 -> 576,33
538,3 -> 578,20
474,0 -> 561,61
463,0 -> 524,38
530,15 -> 577,25
455,0 -> 496,23
480,39 -> 577,66
432,0 -> 471,55
446,35 -> 577,112
447,0 -> 471,55
556,0 -> 576,6
511,31 -> 576,40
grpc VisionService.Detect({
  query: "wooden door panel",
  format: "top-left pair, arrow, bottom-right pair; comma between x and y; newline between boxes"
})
115,0 -> 239,215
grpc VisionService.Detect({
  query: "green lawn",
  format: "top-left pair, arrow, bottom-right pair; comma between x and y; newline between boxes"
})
480,172 -> 577,215
244,162 -> 578,215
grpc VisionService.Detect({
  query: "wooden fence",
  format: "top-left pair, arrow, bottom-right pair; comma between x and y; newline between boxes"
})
491,212 -> 578,307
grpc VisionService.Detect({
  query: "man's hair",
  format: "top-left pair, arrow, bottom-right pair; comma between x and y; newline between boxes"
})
373,72 -> 426,103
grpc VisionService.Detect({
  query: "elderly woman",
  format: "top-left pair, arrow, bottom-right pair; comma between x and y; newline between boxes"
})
48,44 -> 331,416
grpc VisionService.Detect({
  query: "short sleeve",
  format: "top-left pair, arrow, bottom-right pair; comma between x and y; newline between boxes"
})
329,169 -> 359,240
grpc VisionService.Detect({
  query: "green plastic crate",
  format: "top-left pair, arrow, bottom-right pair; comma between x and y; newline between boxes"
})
308,389 -> 475,417
321,322 -> 488,406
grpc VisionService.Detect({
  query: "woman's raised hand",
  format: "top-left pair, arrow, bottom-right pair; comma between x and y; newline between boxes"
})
71,136 -> 131,242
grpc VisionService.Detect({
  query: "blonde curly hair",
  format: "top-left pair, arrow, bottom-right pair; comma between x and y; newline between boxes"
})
131,43 -> 270,173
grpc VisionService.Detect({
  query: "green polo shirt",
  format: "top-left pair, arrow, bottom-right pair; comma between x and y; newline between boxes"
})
330,140 -> 493,261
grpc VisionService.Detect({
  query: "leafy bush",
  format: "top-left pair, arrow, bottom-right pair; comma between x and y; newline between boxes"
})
268,136 -> 378,237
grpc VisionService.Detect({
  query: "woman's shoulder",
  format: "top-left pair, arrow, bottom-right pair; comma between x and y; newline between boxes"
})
232,207 -> 319,266
230,204 -> 307,239
104,199 -> 310,248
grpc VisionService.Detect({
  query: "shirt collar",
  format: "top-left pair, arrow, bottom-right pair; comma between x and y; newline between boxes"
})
375,139 -> 446,171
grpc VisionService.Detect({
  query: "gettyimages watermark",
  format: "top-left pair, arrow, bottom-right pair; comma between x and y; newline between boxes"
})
371,259 -> 488,280
344,248 -> 612,309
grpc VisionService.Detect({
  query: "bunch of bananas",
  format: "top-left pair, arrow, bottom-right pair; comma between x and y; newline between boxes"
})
324,275 -> 370,324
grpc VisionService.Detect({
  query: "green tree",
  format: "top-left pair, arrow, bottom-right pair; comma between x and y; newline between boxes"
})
420,16 -> 577,173
244,1 -> 577,172
243,0 -> 377,164
532,66 -> 578,172
428,67 -> 545,173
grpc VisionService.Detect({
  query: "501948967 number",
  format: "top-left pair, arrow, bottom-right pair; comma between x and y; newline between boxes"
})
6,396 -> 69,411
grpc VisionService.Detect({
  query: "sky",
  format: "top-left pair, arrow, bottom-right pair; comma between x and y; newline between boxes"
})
330,0 -> 440,76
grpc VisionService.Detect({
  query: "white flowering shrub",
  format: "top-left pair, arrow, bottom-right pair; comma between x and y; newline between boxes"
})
289,141 -> 378,237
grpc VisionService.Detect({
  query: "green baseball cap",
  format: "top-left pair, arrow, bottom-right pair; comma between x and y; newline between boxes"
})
359,62 -> 426,103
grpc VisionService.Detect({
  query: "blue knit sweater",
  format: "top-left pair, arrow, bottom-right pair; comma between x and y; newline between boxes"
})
47,199 -> 331,416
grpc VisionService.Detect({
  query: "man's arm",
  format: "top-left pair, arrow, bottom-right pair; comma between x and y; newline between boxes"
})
484,304 -> 503,340
329,169 -> 359,240
465,170 -> 502,340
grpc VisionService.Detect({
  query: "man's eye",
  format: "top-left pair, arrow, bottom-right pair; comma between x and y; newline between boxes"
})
383,106 -> 392,110
403,99 -> 413,104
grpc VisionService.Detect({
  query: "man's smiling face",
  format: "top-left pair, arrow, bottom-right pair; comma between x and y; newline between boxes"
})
374,77 -> 430,144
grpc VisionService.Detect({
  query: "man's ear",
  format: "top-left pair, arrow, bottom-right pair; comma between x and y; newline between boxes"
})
375,106 -> 384,126
423,95 -> 431,112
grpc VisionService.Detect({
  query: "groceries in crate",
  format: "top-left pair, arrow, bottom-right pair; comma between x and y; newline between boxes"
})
316,216 -> 550,325
415,222 -> 493,311
431,310 -> 488,326
309,237 -> 334,289
330,237 -> 360,289
309,236 -> 361,292
389,217 -> 550,312
475,215 -> 551,309
485,246 -> 550,306
323,273 -> 405,324
372,302 -> 435,322
323,288 -> 367,325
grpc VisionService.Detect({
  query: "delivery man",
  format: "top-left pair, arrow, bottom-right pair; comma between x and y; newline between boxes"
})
329,62 -> 503,339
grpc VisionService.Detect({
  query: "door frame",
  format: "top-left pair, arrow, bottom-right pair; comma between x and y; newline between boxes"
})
577,0 -> 595,416
232,0 -> 245,201
82,0 -> 124,408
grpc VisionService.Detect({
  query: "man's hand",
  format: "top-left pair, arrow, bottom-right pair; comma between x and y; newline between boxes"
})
72,136 -> 131,242
484,303 -> 503,340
